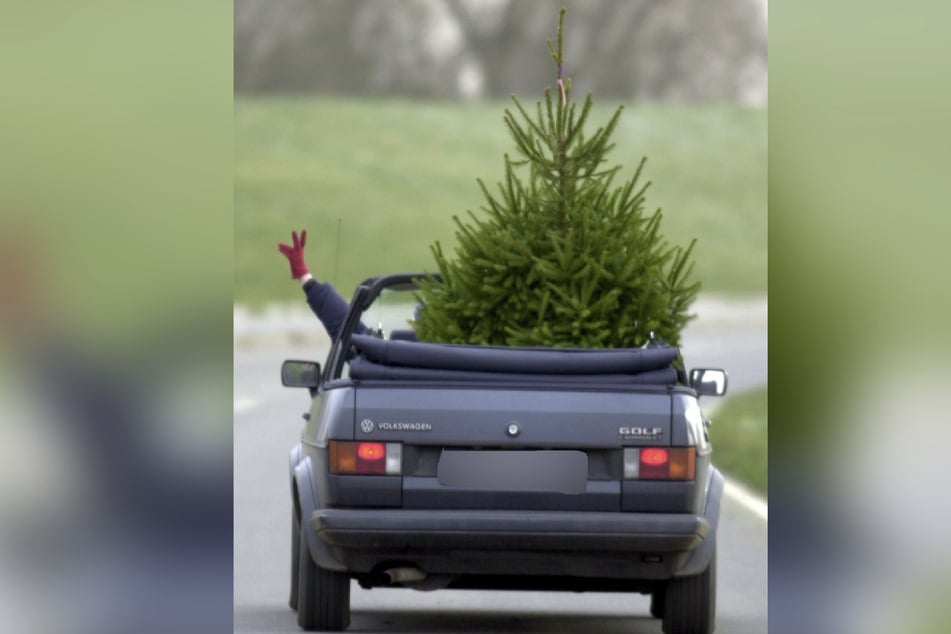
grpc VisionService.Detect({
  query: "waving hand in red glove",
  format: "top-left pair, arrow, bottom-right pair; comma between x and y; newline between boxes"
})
277,229 -> 310,279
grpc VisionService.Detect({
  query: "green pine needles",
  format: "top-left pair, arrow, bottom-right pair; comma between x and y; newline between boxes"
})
415,9 -> 699,349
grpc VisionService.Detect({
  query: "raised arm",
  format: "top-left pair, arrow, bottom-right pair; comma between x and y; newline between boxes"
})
278,229 -> 365,342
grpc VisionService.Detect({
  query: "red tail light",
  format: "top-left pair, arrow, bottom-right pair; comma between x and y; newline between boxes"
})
639,448 -> 670,479
357,442 -> 385,461
330,441 -> 402,475
641,448 -> 669,466
623,447 -> 696,480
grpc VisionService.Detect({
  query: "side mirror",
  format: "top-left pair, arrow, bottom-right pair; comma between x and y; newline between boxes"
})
689,368 -> 728,396
281,360 -> 321,388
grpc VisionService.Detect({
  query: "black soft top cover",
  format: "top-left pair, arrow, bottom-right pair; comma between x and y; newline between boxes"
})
348,334 -> 679,385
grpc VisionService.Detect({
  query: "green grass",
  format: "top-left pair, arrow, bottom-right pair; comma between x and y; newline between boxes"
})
235,97 -> 766,306
709,386 -> 768,495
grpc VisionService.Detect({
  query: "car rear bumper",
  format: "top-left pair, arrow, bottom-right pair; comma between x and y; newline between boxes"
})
310,508 -> 708,580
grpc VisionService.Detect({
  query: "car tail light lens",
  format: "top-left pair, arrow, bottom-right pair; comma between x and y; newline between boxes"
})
623,447 -> 695,480
357,442 -> 385,461
330,441 -> 402,475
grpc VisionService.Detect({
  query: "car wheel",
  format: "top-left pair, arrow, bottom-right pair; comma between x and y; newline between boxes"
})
290,508 -> 299,611
650,586 -> 666,619
663,548 -> 716,634
297,515 -> 351,631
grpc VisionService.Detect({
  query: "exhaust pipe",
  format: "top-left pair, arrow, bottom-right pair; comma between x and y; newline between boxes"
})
383,566 -> 427,584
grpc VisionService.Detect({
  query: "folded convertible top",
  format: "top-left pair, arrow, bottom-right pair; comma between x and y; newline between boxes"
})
348,334 -> 679,384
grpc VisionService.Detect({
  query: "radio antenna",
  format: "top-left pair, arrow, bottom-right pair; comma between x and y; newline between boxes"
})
332,217 -> 342,287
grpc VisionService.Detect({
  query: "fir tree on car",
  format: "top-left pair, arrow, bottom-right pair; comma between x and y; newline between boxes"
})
414,8 -> 699,350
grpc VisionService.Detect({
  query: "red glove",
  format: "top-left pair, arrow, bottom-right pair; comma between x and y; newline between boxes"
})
277,229 -> 310,279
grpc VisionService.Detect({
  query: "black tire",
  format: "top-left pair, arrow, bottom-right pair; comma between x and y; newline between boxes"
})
662,548 -> 716,634
650,587 -> 666,619
297,516 -> 351,631
290,508 -> 300,611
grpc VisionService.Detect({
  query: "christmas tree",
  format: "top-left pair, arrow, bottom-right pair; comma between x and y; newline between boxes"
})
415,9 -> 699,349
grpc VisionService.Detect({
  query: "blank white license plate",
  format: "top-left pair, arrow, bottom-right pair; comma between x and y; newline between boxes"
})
437,450 -> 588,495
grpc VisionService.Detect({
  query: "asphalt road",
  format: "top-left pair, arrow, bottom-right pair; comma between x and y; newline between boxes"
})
234,297 -> 767,633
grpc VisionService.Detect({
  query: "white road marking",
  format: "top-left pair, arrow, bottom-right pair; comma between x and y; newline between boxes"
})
724,478 -> 768,522
234,397 -> 259,414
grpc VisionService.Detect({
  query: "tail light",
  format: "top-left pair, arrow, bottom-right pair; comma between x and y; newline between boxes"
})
623,447 -> 695,480
330,441 -> 402,475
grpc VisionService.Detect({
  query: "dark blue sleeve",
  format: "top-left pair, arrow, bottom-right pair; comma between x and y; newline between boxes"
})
304,281 -> 366,342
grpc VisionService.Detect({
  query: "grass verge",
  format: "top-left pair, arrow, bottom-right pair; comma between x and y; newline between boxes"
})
235,97 -> 766,305
709,385 -> 767,495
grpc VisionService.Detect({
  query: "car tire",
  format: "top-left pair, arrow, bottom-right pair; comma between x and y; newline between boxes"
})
297,516 -> 351,631
650,587 -> 666,619
290,508 -> 299,611
662,548 -> 716,634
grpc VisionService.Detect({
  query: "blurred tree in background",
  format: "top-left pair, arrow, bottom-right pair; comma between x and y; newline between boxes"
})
234,0 -> 767,104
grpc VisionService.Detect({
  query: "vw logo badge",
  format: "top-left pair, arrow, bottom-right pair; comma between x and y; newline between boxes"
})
506,423 -> 520,437
360,419 -> 375,433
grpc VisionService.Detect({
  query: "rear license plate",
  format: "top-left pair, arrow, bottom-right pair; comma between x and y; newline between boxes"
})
437,450 -> 588,495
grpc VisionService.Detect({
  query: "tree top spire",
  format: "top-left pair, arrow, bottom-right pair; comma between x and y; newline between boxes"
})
547,8 -> 569,107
